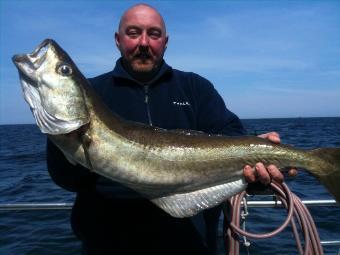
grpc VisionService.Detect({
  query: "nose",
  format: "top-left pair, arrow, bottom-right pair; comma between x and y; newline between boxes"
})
139,31 -> 149,47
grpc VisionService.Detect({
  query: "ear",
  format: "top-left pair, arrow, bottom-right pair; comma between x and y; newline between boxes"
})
164,35 -> 169,50
114,32 -> 120,48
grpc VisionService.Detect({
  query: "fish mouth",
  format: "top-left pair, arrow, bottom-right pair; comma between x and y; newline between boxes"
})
13,39 -> 90,135
12,39 -> 51,83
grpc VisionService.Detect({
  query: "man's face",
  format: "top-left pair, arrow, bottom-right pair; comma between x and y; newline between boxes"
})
115,6 -> 168,74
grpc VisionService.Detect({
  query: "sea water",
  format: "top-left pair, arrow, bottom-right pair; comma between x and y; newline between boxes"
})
0,117 -> 339,254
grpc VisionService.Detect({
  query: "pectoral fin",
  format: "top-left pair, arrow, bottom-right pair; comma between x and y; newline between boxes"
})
63,152 -> 77,165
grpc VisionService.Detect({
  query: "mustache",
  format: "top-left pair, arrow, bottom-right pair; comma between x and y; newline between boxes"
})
134,52 -> 152,59
133,47 -> 152,60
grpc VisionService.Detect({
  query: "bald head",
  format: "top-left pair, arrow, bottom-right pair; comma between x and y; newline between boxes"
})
118,4 -> 166,34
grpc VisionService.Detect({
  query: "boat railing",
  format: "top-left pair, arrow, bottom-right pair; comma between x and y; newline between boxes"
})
0,199 -> 339,248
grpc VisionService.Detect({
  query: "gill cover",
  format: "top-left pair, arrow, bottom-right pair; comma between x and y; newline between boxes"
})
13,39 -> 89,135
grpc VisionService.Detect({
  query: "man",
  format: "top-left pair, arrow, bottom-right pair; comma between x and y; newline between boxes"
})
47,4 -> 295,255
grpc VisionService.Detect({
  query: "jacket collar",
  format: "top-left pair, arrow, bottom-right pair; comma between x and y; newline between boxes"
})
112,58 -> 172,86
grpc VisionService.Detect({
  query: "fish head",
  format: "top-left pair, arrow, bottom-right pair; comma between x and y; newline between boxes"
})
12,39 -> 89,135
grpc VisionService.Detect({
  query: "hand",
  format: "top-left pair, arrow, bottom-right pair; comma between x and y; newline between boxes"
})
243,132 -> 297,185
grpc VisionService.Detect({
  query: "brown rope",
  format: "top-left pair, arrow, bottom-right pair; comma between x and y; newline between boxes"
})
223,182 -> 324,255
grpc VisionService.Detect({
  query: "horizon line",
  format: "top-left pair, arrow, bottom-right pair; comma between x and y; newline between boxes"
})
1,116 -> 339,126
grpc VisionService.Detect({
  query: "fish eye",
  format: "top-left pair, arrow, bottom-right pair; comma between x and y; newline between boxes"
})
57,63 -> 73,76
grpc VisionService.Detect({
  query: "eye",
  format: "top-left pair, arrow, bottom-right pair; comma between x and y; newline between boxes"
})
57,63 -> 73,76
127,29 -> 140,38
148,29 -> 162,39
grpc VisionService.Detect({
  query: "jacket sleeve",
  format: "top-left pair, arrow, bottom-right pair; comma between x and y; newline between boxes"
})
46,138 -> 98,192
194,79 -> 246,136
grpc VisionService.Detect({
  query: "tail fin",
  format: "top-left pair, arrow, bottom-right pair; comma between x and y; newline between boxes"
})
308,148 -> 340,202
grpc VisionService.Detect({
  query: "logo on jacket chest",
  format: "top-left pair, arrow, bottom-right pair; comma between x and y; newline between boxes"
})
172,101 -> 191,106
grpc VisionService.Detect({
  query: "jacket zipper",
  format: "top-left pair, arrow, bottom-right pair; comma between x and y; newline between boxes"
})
143,85 -> 153,126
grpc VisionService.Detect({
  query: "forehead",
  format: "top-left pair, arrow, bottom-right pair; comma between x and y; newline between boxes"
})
120,6 -> 165,31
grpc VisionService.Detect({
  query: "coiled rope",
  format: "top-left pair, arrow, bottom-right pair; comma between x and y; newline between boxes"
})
223,182 -> 324,255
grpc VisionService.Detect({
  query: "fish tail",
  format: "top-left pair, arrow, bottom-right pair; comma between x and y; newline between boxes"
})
307,148 -> 340,202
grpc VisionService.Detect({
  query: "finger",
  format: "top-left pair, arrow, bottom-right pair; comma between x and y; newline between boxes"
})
267,132 -> 281,144
288,168 -> 298,177
267,164 -> 284,183
257,131 -> 279,139
243,165 -> 256,183
255,162 -> 271,185
258,132 -> 281,144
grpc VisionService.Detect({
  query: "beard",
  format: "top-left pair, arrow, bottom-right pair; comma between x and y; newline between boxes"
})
130,58 -> 156,72
120,47 -> 165,81
129,49 -> 157,72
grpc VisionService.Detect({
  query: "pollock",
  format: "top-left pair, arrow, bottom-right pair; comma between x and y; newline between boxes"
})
12,39 -> 340,217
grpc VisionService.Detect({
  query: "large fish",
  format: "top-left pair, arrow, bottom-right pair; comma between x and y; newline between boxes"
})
12,39 -> 340,217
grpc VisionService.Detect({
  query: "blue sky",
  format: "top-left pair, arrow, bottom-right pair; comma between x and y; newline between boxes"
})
1,0 -> 339,124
